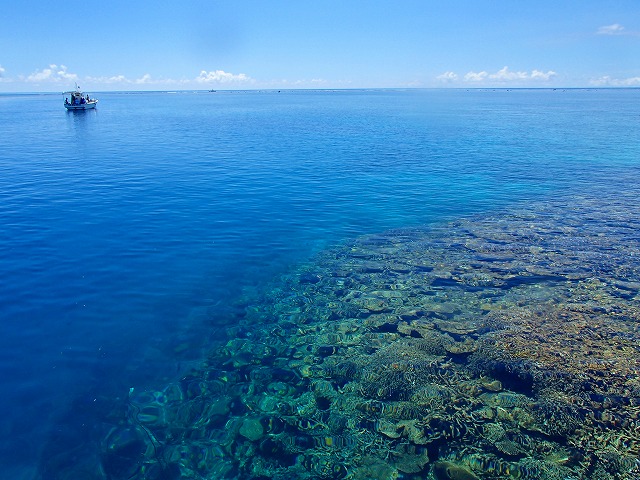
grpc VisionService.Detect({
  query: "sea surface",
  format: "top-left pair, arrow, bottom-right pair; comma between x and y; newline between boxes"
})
0,89 -> 639,479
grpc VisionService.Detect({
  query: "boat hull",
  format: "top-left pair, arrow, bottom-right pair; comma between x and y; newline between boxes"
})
65,101 -> 98,111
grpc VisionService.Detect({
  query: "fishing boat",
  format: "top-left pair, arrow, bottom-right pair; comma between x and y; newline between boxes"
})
63,84 -> 98,110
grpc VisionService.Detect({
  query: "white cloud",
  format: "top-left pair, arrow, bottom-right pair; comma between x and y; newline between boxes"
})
436,71 -> 458,82
597,24 -> 625,35
455,66 -> 555,84
490,66 -> 528,81
0,65 -> 5,78
464,71 -> 488,82
596,23 -> 640,36
196,70 -> 253,84
85,73 -> 188,87
530,69 -> 556,81
135,74 -> 152,84
590,75 -> 640,86
85,74 -> 129,84
18,66 -> 253,89
26,64 -> 78,83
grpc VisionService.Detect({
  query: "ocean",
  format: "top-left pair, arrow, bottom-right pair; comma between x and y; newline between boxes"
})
0,89 -> 639,479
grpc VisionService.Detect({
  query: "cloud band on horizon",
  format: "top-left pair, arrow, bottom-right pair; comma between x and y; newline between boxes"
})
437,66 -> 557,85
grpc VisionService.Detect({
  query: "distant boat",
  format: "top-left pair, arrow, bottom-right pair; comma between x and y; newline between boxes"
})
63,84 -> 98,110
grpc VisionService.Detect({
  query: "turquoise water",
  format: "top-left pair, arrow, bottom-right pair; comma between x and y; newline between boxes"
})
0,89 -> 639,478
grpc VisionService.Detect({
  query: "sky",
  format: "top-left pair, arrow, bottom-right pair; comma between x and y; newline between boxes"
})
1,0 -> 639,92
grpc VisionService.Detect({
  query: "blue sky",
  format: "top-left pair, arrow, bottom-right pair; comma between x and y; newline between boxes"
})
1,0 -> 639,92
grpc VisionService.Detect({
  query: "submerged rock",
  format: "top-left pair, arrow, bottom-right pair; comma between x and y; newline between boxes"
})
432,461 -> 480,480
238,417 -> 264,441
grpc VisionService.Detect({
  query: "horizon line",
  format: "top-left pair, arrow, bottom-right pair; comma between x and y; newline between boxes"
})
3,86 -> 639,95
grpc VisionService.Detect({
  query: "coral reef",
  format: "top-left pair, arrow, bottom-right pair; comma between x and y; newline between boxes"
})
45,193 -> 640,479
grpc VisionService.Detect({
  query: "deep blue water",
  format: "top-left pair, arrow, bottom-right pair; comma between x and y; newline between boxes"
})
0,88 -> 638,477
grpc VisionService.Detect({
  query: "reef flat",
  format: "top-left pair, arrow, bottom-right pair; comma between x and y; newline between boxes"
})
61,193 -> 640,479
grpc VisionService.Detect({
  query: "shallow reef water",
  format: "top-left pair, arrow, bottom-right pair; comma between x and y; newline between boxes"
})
39,192 -> 640,480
